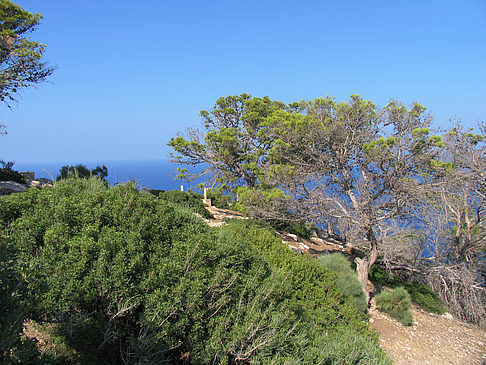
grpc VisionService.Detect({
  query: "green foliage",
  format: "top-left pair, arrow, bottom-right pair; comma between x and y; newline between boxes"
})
276,221 -> 313,239
0,239 -> 51,363
402,282 -> 446,315
319,253 -> 367,313
318,329 -> 392,365
370,267 -> 446,314
375,287 -> 414,326
0,179 -> 389,363
0,0 -> 54,127
369,266 -> 400,287
168,94 -> 287,194
206,189 -> 232,209
148,188 -> 164,196
0,167 -> 26,184
157,189 -> 212,219
56,163 -> 108,181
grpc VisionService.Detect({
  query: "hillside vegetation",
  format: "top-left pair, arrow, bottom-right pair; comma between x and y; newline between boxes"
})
0,178 -> 390,364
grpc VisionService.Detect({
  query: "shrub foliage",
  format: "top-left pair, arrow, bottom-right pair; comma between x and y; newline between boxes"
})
0,179 -> 390,364
375,287 -> 414,326
370,267 -> 446,315
0,168 -> 26,184
154,189 -> 213,219
318,253 -> 367,313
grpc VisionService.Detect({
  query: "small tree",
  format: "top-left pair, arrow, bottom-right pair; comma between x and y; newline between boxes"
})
56,164 -> 108,181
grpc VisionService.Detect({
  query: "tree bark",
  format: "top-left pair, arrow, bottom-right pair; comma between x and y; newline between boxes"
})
355,230 -> 379,306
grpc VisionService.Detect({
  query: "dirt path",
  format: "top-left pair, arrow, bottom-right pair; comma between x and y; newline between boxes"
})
369,302 -> 486,365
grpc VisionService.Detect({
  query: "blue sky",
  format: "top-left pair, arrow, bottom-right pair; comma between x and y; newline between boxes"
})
1,0 -> 485,163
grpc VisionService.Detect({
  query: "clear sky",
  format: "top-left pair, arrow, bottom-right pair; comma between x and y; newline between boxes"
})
1,0 -> 485,163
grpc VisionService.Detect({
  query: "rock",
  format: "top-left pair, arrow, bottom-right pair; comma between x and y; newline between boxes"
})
20,171 -> 35,184
0,180 -> 27,195
287,233 -> 298,241
29,178 -> 53,188
298,242 -> 310,250
441,313 -> 454,320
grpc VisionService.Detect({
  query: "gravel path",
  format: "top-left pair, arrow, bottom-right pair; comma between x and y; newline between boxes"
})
369,302 -> 486,365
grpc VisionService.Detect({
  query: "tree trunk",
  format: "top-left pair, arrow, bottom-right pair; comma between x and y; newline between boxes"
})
355,230 -> 379,306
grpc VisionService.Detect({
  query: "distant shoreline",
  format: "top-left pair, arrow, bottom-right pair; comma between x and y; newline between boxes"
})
14,159 -> 203,191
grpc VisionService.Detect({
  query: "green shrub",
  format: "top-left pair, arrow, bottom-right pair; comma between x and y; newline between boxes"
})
0,178 -> 389,364
276,221 -> 313,239
319,329 -> 392,365
375,287 -> 414,326
157,189 -> 213,219
0,168 -> 26,184
206,189 -> 232,209
370,266 -> 445,314
319,253 -> 367,313
149,189 -> 164,196
403,281 -> 446,315
369,266 -> 402,287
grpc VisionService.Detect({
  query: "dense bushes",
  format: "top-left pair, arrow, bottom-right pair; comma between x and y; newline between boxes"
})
318,253 -> 367,313
0,168 -> 26,184
375,287 -> 414,326
275,221 -> 313,239
151,189 -> 213,219
56,164 -> 108,181
0,179 -> 390,364
206,189 -> 232,209
0,240 -> 43,363
370,267 -> 446,314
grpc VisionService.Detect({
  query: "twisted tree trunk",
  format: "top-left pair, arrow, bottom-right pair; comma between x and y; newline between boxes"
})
355,229 -> 379,306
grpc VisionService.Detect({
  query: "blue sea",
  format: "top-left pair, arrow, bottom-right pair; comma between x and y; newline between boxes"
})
14,160 -> 201,191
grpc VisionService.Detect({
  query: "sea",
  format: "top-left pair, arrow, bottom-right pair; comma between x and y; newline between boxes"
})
14,160 -> 202,191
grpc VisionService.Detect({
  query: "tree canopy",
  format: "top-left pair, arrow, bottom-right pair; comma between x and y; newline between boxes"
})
0,0 -> 54,130
169,94 -> 486,309
168,93 -> 286,190
56,163 -> 108,181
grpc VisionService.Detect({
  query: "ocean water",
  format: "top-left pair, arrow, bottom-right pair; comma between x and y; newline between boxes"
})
14,160 -> 201,191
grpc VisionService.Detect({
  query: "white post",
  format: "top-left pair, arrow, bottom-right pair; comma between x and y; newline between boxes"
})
180,185 -> 184,192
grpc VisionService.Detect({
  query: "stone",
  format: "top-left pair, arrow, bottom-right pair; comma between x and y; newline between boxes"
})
29,178 -> 53,188
441,313 -> 454,320
0,180 -> 27,195
20,171 -> 35,183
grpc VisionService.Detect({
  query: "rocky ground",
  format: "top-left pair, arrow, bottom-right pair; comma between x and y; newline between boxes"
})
369,302 -> 486,365
205,205 -> 486,365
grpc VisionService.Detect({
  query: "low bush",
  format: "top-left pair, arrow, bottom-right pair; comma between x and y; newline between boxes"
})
276,221 -> 313,239
206,189 -> 232,209
319,329 -> 392,365
0,168 -> 26,184
369,266 -> 399,287
375,287 -> 414,326
403,282 -> 446,315
370,266 -> 446,314
149,189 -> 165,196
156,189 -> 213,219
319,253 -> 367,313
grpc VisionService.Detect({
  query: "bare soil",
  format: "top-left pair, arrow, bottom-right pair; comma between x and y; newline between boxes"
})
369,302 -> 486,365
